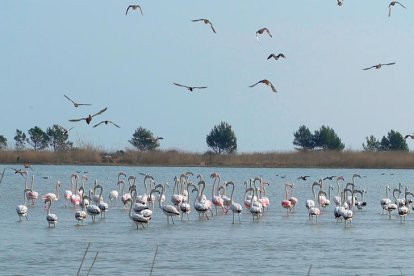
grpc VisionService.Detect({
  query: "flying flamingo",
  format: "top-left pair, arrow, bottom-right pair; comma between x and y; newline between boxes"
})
151,184 -> 180,225
225,181 -> 243,224
44,197 -> 58,227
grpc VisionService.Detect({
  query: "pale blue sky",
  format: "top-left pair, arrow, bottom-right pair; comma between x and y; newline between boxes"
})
1,1 -> 413,152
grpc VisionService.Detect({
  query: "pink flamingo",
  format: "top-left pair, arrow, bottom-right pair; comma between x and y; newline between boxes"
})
44,197 -> 58,227
192,186 -> 211,220
26,174 -> 39,205
281,184 -> 293,213
17,188 -> 30,221
247,187 -> 263,221
171,176 -> 184,207
259,181 -> 270,210
70,174 -> 81,207
288,183 -> 298,210
42,179 -> 61,202
119,179 -> 131,208
109,172 -> 125,206
64,174 -> 76,206
210,172 -> 224,214
243,179 -> 254,208
180,183 -> 195,221
151,184 -> 180,225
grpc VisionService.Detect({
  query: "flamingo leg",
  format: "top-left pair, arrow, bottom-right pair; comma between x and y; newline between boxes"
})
238,213 -> 241,223
171,216 -> 175,224
232,212 -> 235,224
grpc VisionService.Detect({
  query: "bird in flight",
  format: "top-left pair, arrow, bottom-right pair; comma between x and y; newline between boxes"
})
69,107 -> 108,125
267,53 -> 286,60
249,79 -> 277,93
297,175 -> 310,181
337,0 -> 344,6
93,120 -> 120,128
389,1 -> 406,17
57,125 -> 74,135
126,5 -> 143,16
404,134 -> 414,139
323,176 -> 336,180
362,62 -> 395,70
64,95 -> 92,108
256,28 -> 272,40
173,83 -> 207,92
11,168 -> 27,176
192,19 -> 216,33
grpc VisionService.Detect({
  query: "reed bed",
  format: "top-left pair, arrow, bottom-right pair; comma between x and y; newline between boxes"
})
1,148 -> 414,168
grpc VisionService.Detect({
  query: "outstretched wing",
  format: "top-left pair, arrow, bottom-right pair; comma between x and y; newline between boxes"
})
137,5 -> 143,15
278,53 -> 286,59
362,65 -> 375,70
64,94 -> 76,105
269,82 -> 277,93
91,107 -> 108,118
126,5 -> 131,15
383,62 -> 396,66
193,86 -> 207,89
109,121 -> 121,128
69,117 -> 85,122
249,81 -> 261,88
93,121 -> 105,128
209,23 -> 216,33
396,2 -> 407,9
267,54 -> 275,60
388,6 -> 392,17
173,82 -> 189,88
191,19 -> 204,22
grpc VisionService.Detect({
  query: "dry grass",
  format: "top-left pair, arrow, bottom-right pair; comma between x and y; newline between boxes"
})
1,148 -> 414,168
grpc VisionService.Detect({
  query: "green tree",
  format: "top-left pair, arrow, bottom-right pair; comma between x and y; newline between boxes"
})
362,135 -> 381,152
14,129 -> 27,150
129,127 -> 160,151
293,125 -> 315,150
206,121 -> 237,154
46,124 -> 73,151
313,125 -> 345,150
380,130 -> 408,151
0,135 -> 7,149
27,126 -> 49,150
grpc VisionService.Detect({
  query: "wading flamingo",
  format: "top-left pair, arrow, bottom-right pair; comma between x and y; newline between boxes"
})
225,181 -> 243,224
44,198 -> 58,227
42,180 -> 61,202
151,184 -> 180,225
128,187 -> 151,229
26,174 -> 39,205
210,172 -> 224,215
16,189 -> 30,221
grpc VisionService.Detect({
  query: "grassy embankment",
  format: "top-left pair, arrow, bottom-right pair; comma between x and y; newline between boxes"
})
1,147 -> 414,168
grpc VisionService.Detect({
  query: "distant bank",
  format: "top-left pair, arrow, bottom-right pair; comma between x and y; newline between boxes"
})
1,149 -> 414,169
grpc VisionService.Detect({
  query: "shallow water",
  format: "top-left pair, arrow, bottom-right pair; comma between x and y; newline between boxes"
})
0,165 -> 413,275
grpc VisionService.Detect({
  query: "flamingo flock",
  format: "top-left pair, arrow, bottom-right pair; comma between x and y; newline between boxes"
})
7,167 -> 414,230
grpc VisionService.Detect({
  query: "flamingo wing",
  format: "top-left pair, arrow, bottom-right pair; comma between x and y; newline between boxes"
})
69,117 -> 85,122
91,107 -> 108,118
362,65 -> 375,70
209,23 -> 216,33
92,121 -> 105,128
64,94 -> 77,105
109,121 -> 121,128
173,82 -> 189,88
383,62 -> 396,66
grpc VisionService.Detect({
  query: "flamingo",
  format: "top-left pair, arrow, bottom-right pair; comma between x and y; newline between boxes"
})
119,179 -> 131,208
86,190 -> 101,223
42,180 -> 61,202
287,183 -> 298,211
225,181 -> 243,224
70,174 -> 81,207
151,184 -> 180,225
128,187 -> 151,229
180,183 -> 195,221
247,187 -> 263,221
75,196 -> 88,225
380,186 -> 392,214
255,178 -> 270,210
171,176 -> 184,207
197,180 -> 213,217
341,188 -> 354,228
210,172 -> 224,214
306,181 -> 320,210
333,176 -> 345,206
243,179 -> 254,208
16,189 -> 30,221
281,183 -> 293,213
108,173 -> 123,206
192,186 -> 211,220
44,198 -> 58,227
64,174 -> 76,206
94,184 -> 109,218
26,174 -> 39,205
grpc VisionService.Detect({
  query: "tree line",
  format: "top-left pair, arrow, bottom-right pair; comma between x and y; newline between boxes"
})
0,122 -> 409,153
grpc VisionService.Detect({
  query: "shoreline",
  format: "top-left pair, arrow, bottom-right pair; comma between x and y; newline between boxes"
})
1,149 -> 414,169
